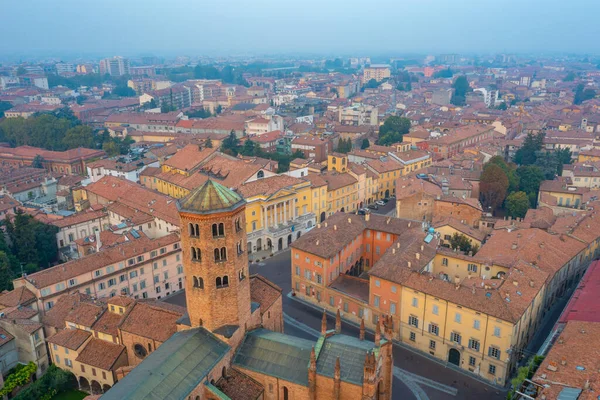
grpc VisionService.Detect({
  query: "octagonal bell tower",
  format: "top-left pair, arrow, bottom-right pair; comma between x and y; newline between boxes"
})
177,180 -> 251,334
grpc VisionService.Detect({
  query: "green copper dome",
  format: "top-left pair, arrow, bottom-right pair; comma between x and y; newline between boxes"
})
177,180 -> 245,214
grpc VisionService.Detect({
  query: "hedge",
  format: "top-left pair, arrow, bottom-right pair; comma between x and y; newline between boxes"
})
13,365 -> 76,400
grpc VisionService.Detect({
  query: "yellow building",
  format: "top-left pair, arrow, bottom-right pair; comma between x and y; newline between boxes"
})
389,150 -> 432,175
538,180 -> 590,210
363,65 -> 391,83
366,159 -> 404,198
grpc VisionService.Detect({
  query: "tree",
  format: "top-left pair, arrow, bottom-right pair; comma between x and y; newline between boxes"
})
377,116 -> 411,145
62,125 -> 94,149
449,233 -> 475,254
506,191 -> 530,218
205,138 -> 213,148
514,132 -> 544,165
485,156 -> 519,194
361,138 -> 370,149
480,164 -> 509,210
496,102 -> 507,110
433,68 -> 453,79
240,139 -> 258,156
0,101 -> 12,118
534,151 -> 562,179
574,83 -> 596,105
336,138 -> 352,153
102,141 -> 120,156
31,155 -> 44,169
563,72 -> 576,82
516,165 -> 545,207
16,66 -> 26,76
185,108 -> 211,119
0,252 -> 15,292
7,211 -> 58,270
112,85 -> 137,97
363,79 -> 379,90
451,76 -> 471,106
221,130 -> 240,155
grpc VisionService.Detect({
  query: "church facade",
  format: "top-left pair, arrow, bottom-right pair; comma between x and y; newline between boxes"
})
103,180 -> 394,400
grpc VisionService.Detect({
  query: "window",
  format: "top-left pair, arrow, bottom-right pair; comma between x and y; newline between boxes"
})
409,332 -> 416,342
98,282 -> 106,290
189,223 -> 199,237
493,327 -> 501,337
102,371 -> 107,380
81,365 -> 85,373
55,355 -> 60,364
216,276 -> 229,289
235,218 -> 242,232
329,296 -> 334,306
450,332 -> 461,344
68,279 -> 76,287
468,338 -> 480,351
212,223 -> 225,237
391,285 -> 397,293
408,315 -> 419,328
53,344 -> 57,351
488,364 -> 496,375
429,340 -> 436,350
191,247 -> 201,262
432,304 -> 439,315
130,271 -> 138,279
140,280 -> 146,289
454,313 -> 462,323
134,343 -> 147,359
442,258 -> 448,266
94,270 -> 102,278
137,255 -> 144,263
214,247 -> 227,262
429,323 -> 439,336
193,276 -> 204,289
108,278 -> 116,287
177,265 -> 183,274
488,346 -> 501,359
375,279 -> 380,287
65,358 -> 72,367
411,297 -> 418,308
469,356 -> 476,367
374,295 -> 380,307
390,302 -> 397,315
163,271 -> 169,280
343,302 -> 348,312
237,241 -> 243,255
154,275 -> 159,284
468,264 -> 478,273
295,266 -> 300,276
473,319 -> 481,330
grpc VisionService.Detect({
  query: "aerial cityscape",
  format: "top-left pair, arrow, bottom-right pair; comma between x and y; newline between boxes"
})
1,1 -> 600,400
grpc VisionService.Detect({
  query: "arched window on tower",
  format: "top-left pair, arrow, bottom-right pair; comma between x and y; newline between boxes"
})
216,276 -> 222,288
193,276 -> 204,289
212,223 -> 225,237
235,218 -> 242,232
239,269 -> 245,281
237,241 -> 243,255
220,247 -> 227,261
222,275 -> 229,287
191,247 -> 201,262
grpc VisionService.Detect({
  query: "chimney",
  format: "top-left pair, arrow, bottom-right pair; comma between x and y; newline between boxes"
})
392,248 -> 396,254
415,252 -> 420,260
325,222 -> 328,228
348,218 -> 351,224
407,261 -> 411,268
420,244 -> 424,251
511,242 -> 518,250
529,280 -> 535,288
316,240 -> 319,246
95,230 -> 102,253
365,213 -> 370,221
334,225 -> 337,231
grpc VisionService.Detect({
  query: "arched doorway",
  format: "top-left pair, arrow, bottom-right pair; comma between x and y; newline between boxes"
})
256,238 -> 262,251
247,241 -> 252,254
448,348 -> 461,366
278,238 -> 283,251
283,386 -> 289,400
102,384 -> 111,393
340,207 -> 345,212
267,238 -> 272,249
91,380 -> 102,395
385,189 -> 390,198
287,234 -> 292,246
79,376 -> 90,393
320,212 -> 326,222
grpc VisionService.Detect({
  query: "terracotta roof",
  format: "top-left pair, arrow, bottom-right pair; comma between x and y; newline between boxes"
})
65,302 -> 104,328
432,217 -> 487,241
366,159 -> 403,174
524,207 -> 557,230
10,319 -> 43,334
395,176 -> 442,200
237,175 -> 304,199
215,367 -> 264,400
118,301 -> 185,343
0,145 -> 104,163
50,210 -> 107,229
0,328 -> 14,346
42,292 -> 94,329
47,328 -> 91,350
75,338 -> 126,371
84,176 -> 179,225
532,320 -> 600,399
24,233 -> 179,289
0,286 -> 36,307
163,144 -> 217,172
250,275 -> 282,314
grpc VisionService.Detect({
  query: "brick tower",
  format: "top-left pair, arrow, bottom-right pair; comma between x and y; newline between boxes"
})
177,180 -> 251,333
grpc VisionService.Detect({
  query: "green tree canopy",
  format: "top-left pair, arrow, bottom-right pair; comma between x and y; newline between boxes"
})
451,76 -> 471,106
480,164 -> 509,210
516,165 -> 545,207
514,132 -> 544,165
433,68 -> 453,78
377,116 -> 410,145
449,233 -> 478,254
485,156 -> 520,193
0,101 -> 12,118
336,138 -> 352,153
506,191 -> 530,219
112,85 -> 137,97
363,79 -> 379,90
205,138 -> 213,148
563,72 -> 576,82
574,83 -> 596,105
361,138 -> 370,149
62,125 -> 94,149
31,155 -> 44,169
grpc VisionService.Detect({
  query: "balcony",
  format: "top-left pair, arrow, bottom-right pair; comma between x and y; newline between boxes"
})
267,213 -> 315,237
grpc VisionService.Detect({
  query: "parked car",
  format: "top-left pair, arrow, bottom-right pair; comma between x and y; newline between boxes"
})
416,173 -> 428,180
368,204 -> 379,210
375,200 -> 386,206
357,209 -> 367,215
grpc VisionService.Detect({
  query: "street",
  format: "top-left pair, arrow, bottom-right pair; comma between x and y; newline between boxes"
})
164,248 -> 507,400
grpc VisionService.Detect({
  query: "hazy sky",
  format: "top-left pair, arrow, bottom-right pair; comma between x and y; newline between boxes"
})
2,0 -> 600,58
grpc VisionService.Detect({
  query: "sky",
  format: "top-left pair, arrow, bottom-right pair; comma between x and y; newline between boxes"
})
1,0 -> 600,59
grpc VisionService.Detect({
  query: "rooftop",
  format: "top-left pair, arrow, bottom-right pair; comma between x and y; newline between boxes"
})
177,180 -> 245,215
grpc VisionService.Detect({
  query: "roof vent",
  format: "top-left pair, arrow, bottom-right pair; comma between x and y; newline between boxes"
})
316,240 -> 319,246
348,218 -> 351,224
334,225 -> 337,231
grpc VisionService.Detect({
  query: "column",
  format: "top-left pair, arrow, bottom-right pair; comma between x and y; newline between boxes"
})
274,203 -> 278,226
284,200 -> 288,223
263,206 -> 268,229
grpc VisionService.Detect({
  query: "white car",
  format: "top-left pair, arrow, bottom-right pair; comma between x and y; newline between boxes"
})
375,200 -> 386,206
